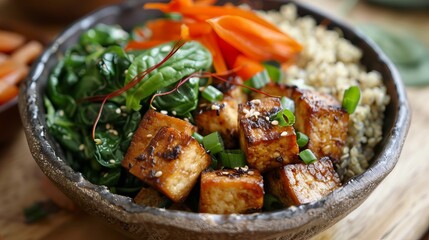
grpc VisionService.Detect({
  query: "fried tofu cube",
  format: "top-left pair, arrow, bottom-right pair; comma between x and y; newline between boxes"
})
199,168 -> 264,214
129,126 -> 211,202
122,109 -> 195,171
194,98 -> 239,149
134,186 -> 171,208
292,88 -> 349,161
213,76 -> 248,104
266,157 -> 341,206
251,83 -> 294,100
238,97 -> 300,173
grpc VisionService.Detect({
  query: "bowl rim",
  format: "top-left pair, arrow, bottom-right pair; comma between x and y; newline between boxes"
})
19,0 -> 411,234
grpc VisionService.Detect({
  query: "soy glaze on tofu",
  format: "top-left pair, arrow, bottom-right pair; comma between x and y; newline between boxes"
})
266,157 -> 341,206
194,98 -> 240,149
122,109 -> 195,171
292,88 -> 349,162
199,168 -> 264,214
129,126 -> 211,202
238,97 -> 300,173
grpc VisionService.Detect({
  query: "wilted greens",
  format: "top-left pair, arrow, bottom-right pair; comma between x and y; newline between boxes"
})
44,24 -> 212,196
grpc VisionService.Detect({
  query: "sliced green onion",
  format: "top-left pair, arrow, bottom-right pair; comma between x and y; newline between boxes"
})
201,85 -> 223,103
299,149 -> 317,164
243,70 -> 270,92
342,86 -> 361,114
263,194 -> 283,211
192,132 -> 204,144
272,109 -> 295,127
210,154 -> 219,170
280,96 -> 295,112
296,132 -> 309,148
202,132 -> 224,154
219,150 -> 246,168
263,63 -> 283,83
165,13 -> 182,20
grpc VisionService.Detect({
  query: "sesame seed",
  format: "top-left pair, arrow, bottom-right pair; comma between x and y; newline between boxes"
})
211,104 -> 220,110
271,120 -> 279,125
127,132 -> 133,138
115,108 -> 121,114
248,171 -> 254,175
251,99 -> 261,105
94,139 -> 102,145
154,171 -> 163,177
281,131 -> 288,137
265,116 -> 270,121
120,105 -> 127,111
109,159 -> 116,164
172,111 -> 177,116
106,123 -> 111,129
254,111 -> 260,117
184,118 -> 190,122
199,87 -> 205,92
160,110 -> 168,115
58,110 -> 64,116
79,144 -> 85,151
103,172 -> 109,177
146,134 -> 153,138
243,109 -> 250,114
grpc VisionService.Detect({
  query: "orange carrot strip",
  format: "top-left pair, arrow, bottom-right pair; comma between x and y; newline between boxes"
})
0,30 -> 25,53
207,15 -> 302,62
11,40 -> 43,65
216,35 -> 239,69
195,0 -> 216,6
0,81 -> 18,104
198,32 -> 227,73
144,3 -> 281,33
233,54 -> 265,81
0,65 -> 29,85
125,40 -> 170,51
146,19 -> 182,41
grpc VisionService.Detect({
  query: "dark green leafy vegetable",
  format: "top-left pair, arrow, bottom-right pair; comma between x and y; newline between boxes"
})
152,76 -> 200,116
125,41 -> 212,111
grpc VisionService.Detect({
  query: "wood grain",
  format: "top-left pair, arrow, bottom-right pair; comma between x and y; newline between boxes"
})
0,0 -> 428,239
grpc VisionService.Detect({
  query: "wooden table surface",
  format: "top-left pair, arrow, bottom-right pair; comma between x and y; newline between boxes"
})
1,1 -> 428,240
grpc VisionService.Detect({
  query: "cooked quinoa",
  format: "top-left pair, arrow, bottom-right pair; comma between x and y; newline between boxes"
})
258,4 -> 390,179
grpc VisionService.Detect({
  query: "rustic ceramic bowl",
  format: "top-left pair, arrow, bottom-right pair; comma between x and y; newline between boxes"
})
19,0 -> 410,239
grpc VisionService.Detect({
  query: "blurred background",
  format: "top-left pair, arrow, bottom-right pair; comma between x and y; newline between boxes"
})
0,0 -> 428,239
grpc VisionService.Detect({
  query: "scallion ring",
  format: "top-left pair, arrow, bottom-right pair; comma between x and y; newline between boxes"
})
272,109 -> 295,127
296,132 -> 309,148
201,85 -> 223,103
299,149 -> 317,164
202,132 -> 224,154
342,86 -> 361,114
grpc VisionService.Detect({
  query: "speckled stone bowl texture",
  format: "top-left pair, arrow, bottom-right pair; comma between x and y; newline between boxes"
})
19,1 -> 410,239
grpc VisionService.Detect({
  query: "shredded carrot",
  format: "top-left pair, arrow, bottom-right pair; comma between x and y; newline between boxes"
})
137,0 -> 303,81
198,32 -> 227,73
233,55 -> 265,81
207,15 -> 302,62
0,65 -> 29,85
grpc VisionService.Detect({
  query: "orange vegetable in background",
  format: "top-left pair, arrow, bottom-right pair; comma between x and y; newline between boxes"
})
0,30 -> 25,53
0,81 -> 19,104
